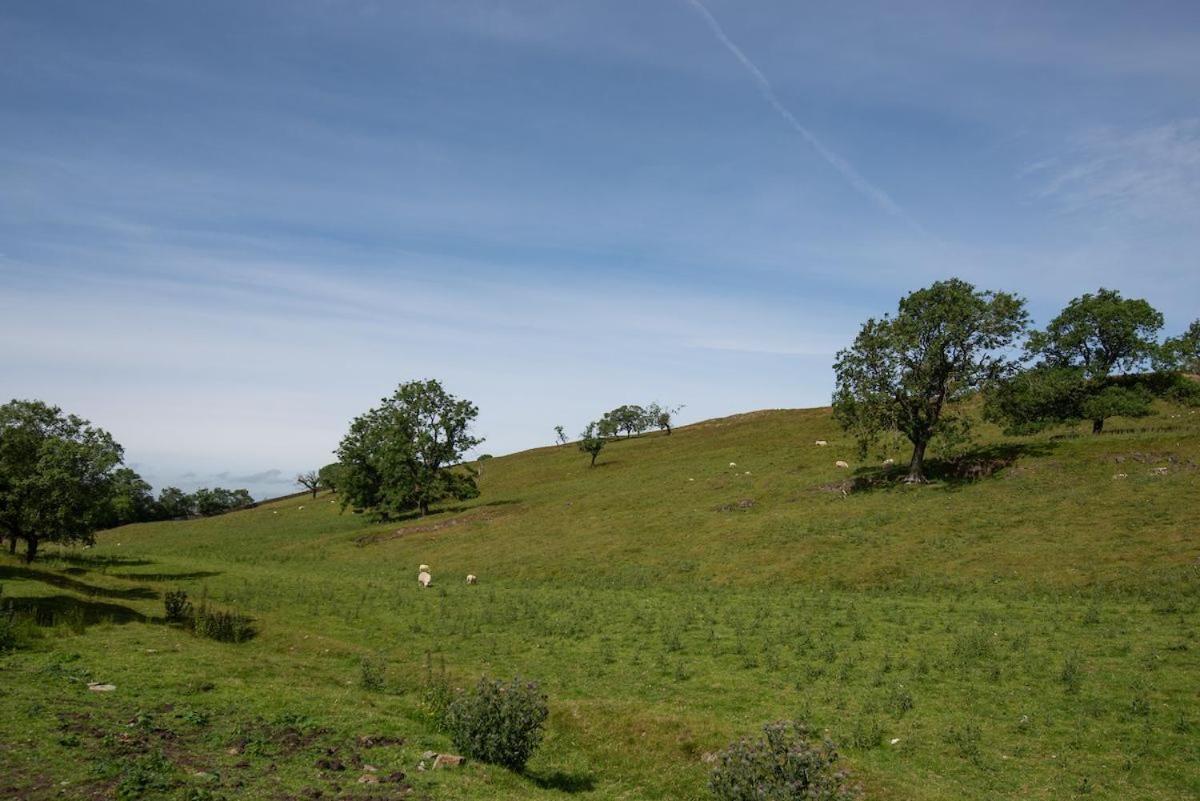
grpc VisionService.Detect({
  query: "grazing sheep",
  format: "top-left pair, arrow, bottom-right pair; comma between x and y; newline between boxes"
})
466,574 -> 477,585
815,440 -> 828,446
419,564 -> 430,572
882,458 -> 895,466
298,506 -> 305,510
729,462 -> 737,467
835,460 -> 850,469
418,571 -> 432,587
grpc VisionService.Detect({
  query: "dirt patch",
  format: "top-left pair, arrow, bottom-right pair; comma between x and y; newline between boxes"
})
714,499 -> 755,512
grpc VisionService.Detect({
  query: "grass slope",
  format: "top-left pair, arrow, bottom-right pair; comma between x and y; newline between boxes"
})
2,404 -> 1198,800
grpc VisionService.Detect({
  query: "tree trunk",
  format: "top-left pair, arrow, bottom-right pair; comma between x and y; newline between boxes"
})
23,535 -> 38,563
6,535 -> 15,555
1092,417 -> 1104,434
905,440 -> 928,484
419,499 -> 429,517
590,452 -> 598,467
665,425 -> 671,435
310,488 -> 318,499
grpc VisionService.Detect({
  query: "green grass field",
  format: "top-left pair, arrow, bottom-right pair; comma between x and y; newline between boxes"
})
2,404 -> 1198,800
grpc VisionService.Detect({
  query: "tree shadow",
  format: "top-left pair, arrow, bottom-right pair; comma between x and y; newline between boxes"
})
0,565 -> 159,600
823,442 -> 1058,495
527,770 -> 597,793
54,554 -> 155,569
3,594 -> 149,626
110,570 -> 223,582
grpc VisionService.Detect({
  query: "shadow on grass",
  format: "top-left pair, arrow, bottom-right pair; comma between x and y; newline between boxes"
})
527,770 -> 597,793
369,498 -> 524,524
110,570 -> 223,582
0,565 -> 159,600
54,554 -> 155,569
4,594 -> 150,626
826,442 -> 1059,495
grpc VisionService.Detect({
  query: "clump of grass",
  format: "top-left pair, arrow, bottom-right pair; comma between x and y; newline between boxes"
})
1061,652 -> 1083,694
191,603 -> 253,643
944,722 -> 983,763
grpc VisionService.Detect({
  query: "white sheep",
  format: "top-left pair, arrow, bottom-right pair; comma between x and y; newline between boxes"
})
419,564 -> 430,572
815,440 -> 828,446
418,571 -> 432,587
835,460 -> 850,469
729,462 -> 737,467
466,574 -> 478,585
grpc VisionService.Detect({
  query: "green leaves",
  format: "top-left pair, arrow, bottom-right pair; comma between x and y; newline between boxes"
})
336,379 -> 483,518
832,279 -> 1028,480
1029,288 -> 1163,379
0,399 -> 125,560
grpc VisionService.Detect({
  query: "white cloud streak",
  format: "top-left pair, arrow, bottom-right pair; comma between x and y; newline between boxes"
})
683,0 -> 920,230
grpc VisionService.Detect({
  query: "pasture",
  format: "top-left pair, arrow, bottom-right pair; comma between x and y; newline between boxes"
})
2,405 -> 1198,800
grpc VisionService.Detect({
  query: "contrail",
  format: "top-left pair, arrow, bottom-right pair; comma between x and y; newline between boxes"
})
684,0 -> 916,226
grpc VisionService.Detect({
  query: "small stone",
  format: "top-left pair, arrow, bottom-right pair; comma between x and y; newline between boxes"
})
227,745 -> 243,755
433,753 -> 464,769
421,750 -> 437,761
890,738 -> 901,745
87,683 -> 116,692
363,764 -> 377,772
417,761 -> 427,772
358,774 -> 379,784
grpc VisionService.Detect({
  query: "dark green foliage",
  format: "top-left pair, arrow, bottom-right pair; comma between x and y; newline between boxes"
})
443,676 -> 549,771
192,601 -> 253,643
104,468 -> 157,527
155,486 -> 193,519
1029,288 -> 1163,379
191,488 -> 253,517
0,399 -> 126,561
317,462 -> 346,492
359,652 -> 388,691
336,379 -> 483,518
164,590 -> 193,623
833,279 -> 1028,481
1002,289 -> 1168,433
114,750 -> 176,801
708,720 -> 859,801
578,422 -> 607,466
1159,319 -> 1200,373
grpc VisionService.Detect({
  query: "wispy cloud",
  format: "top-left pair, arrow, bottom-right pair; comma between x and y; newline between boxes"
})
1029,120 -> 1200,222
682,0 -> 920,230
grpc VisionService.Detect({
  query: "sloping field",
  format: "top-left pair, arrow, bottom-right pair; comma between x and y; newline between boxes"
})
2,405 -> 1198,800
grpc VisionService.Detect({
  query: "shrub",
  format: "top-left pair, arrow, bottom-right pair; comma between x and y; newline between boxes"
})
443,676 -> 549,771
359,652 -> 388,692
709,721 -> 859,801
192,603 -> 254,643
164,590 -> 193,624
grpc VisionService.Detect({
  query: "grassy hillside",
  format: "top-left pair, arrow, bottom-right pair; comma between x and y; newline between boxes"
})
2,404 -> 1198,800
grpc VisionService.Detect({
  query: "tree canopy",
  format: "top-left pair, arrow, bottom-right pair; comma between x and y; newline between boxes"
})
578,422 -> 607,467
833,278 -> 1028,482
990,289 -> 1168,434
336,380 -> 483,518
0,399 -> 125,561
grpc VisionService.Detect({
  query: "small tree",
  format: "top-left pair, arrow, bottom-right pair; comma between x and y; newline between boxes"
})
0,400 -> 125,562
601,405 -> 650,438
554,425 -> 567,446
993,289 -> 1166,434
317,462 -> 345,493
646,403 -> 683,435
156,486 -> 193,519
104,467 -> 157,527
578,422 -> 606,467
1159,319 -> 1200,374
336,380 -> 483,518
833,279 -> 1028,482
296,470 -> 321,499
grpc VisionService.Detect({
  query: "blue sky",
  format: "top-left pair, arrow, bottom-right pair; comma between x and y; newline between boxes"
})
2,1 -> 1198,498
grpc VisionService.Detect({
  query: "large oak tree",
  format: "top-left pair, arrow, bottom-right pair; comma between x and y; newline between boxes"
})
336,380 -> 483,518
833,278 -> 1028,482
0,400 -> 124,561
